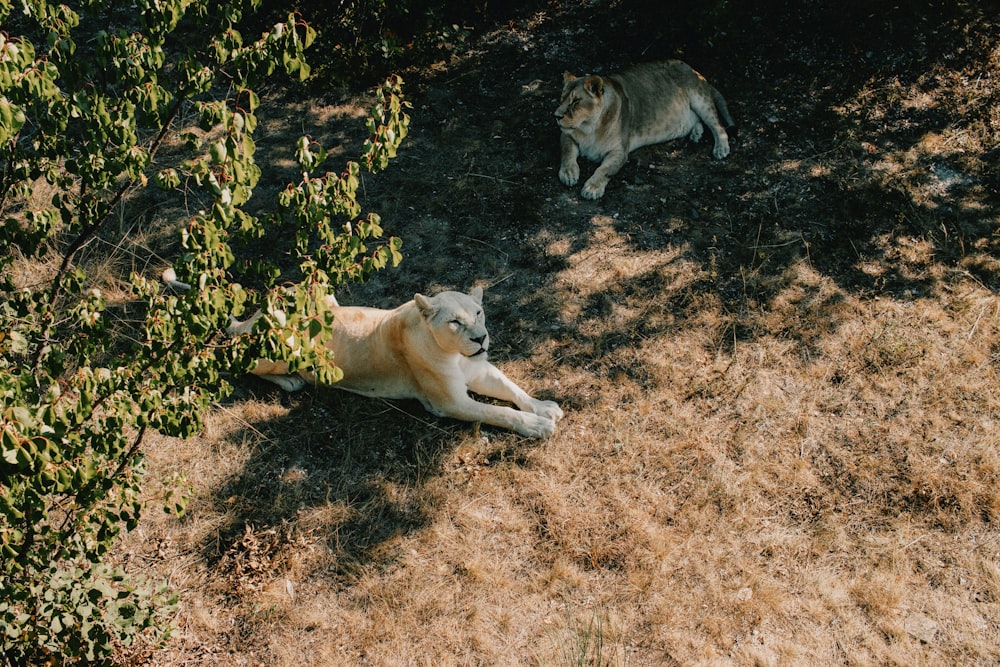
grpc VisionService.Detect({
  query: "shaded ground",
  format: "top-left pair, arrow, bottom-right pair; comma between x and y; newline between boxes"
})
123,1 -> 1000,664
358,0 -> 998,301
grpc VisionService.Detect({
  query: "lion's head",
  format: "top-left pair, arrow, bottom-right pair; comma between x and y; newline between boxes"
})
414,287 -> 490,358
554,72 -> 605,132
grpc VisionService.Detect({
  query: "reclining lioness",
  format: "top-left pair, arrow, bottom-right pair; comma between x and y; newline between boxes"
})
555,60 -> 735,199
163,270 -> 564,438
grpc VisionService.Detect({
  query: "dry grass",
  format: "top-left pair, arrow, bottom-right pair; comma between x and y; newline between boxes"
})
17,1 -> 993,665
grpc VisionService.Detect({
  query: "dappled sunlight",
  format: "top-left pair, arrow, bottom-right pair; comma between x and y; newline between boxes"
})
310,101 -> 370,123
807,162 -> 832,178
541,213 -> 693,326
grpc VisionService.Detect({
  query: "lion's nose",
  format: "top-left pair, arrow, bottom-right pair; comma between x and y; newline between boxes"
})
471,334 -> 487,346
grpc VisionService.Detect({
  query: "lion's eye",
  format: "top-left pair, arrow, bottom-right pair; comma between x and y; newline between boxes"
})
450,319 -> 462,326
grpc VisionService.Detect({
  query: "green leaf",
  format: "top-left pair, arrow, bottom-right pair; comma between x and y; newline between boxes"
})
0,98 -> 27,144
307,317 -> 323,339
156,168 -> 181,189
209,140 -> 227,164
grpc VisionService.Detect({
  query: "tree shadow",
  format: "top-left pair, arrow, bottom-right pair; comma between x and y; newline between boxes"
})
198,377 -> 539,583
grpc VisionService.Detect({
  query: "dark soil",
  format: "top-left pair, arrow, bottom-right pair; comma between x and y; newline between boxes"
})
304,0 -> 998,346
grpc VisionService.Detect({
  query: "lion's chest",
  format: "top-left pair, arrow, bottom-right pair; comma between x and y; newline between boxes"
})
566,125 -> 623,162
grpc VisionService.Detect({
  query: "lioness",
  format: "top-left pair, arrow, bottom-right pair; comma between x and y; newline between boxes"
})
162,270 -> 564,438
555,60 -> 735,199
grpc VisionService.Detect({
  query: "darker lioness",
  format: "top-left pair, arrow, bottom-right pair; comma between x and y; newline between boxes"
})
555,60 -> 735,199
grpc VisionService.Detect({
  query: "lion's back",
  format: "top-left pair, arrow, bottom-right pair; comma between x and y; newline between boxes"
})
613,60 -> 715,151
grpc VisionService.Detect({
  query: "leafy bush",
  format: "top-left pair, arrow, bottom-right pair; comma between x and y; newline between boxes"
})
0,0 -> 408,663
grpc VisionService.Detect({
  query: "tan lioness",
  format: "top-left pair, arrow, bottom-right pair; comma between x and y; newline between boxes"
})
163,270 -> 564,438
555,60 -> 735,199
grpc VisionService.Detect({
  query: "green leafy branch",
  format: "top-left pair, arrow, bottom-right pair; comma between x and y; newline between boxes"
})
0,0 -> 409,663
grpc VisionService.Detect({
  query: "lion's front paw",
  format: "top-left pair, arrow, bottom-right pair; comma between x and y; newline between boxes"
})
533,400 -> 564,423
518,413 -> 558,439
559,161 -> 580,187
580,175 -> 607,199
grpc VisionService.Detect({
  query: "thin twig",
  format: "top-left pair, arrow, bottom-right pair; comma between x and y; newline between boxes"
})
970,531 -> 1000,553
459,235 -> 509,260
967,302 -> 989,340
211,402 -> 273,442
489,273 -> 515,288
464,172 -> 519,185
753,238 -> 809,250
377,397 -> 454,435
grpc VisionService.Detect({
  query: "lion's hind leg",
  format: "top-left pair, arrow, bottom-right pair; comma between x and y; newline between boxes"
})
687,121 -> 704,143
256,373 -> 309,392
690,95 -> 730,159
248,359 -> 309,392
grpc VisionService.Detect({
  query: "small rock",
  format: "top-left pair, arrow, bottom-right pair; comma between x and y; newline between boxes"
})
904,612 -> 938,643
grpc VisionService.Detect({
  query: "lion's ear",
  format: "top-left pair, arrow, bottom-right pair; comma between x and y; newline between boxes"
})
563,71 -> 577,86
414,293 -> 436,318
468,285 -> 484,304
584,75 -> 603,97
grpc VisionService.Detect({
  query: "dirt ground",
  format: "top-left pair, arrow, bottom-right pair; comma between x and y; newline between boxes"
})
122,1 -> 1000,664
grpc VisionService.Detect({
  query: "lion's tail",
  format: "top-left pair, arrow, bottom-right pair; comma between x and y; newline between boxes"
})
162,268 -> 246,333
161,267 -> 192,292
162,269 -> 339,334
712,87 -> 738,139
